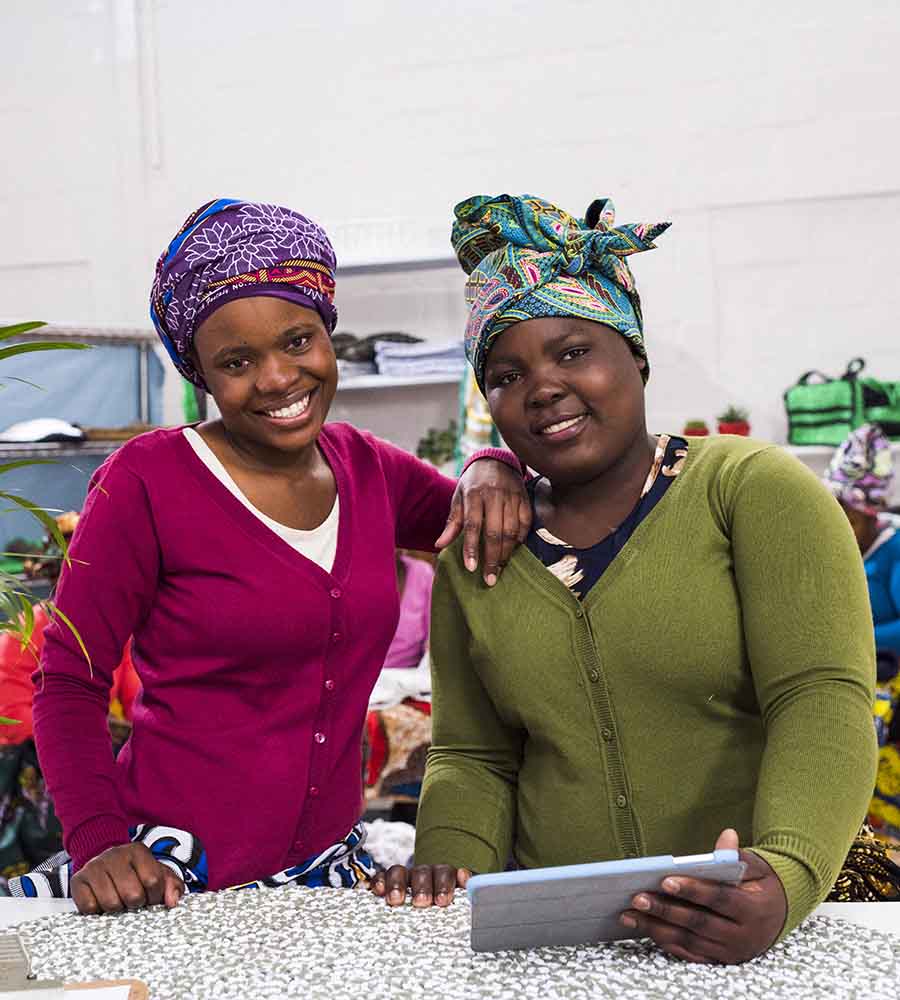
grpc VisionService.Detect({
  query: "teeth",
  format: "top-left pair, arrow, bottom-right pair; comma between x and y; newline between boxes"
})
266,393 -> 311,419
541,415 -> 585,435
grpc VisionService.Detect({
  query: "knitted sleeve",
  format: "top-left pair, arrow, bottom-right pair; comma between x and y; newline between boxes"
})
33,452 -> 161,870
726,446 -> 877,938
413,543 -> 522,872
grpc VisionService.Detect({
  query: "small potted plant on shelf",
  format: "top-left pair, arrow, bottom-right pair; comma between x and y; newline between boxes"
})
717,405 -> 751,436
416,420 -> 459,475
682,419 -> 710,437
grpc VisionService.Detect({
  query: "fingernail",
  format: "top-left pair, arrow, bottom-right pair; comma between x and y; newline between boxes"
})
634,895 -> 651,911
486,573 -> 497,587
413,892 -> 430,907
620,914 -> 637,928
389,890 -> 403,904
465,557 -> 476,572
436,891 -> 448,904
663,878 -> 680,894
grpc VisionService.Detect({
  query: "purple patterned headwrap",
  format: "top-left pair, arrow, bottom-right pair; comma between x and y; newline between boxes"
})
824,423 -> 895,515
150,199 -> 338,390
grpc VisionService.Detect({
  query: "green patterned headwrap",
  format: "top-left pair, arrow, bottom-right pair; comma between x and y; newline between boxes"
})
451,193 -> 670,393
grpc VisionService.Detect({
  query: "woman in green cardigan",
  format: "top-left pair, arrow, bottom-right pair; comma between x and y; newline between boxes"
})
371,193 -> 880,964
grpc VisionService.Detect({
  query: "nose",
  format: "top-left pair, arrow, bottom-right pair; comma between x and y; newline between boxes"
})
255,353 -> 297,395
527,369 -> 567,409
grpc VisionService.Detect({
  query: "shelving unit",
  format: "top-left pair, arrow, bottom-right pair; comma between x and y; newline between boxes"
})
783,442 -> 900,458
337,373 -> 461,392
0,441 -> 123,459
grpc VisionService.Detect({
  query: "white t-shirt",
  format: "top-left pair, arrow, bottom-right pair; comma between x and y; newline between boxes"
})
183,427 -> 339,572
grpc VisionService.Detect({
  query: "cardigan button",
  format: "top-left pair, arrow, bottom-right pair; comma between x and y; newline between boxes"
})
314,732 -> 326,744
330,588 -> 342,599
601,727 -> 612,741
616,794 -> 628,808
589,670 -> 600,683
575,609 -> 584,618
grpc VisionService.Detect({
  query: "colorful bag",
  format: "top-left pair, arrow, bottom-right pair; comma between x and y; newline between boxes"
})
784,359 -> 865,446
861,378 -> 900,439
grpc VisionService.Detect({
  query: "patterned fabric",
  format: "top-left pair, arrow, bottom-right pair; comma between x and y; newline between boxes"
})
9,822 -> 374,898
526,435 -> 687,599
451,193 -> 670,392
826,824 -> 900,902
824,423 -> 895,515
150,199 -> 338,390
364,700 -> 432,800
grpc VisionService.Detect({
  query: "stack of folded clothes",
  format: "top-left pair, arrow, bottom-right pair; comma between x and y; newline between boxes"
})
332,331 -> 422,379
373,339 -> 465,378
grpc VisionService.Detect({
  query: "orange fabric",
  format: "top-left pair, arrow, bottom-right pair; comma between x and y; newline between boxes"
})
0,606 -> 138,744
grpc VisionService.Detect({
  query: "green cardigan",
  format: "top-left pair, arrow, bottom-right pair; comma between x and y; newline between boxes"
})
415,436 -> 877,937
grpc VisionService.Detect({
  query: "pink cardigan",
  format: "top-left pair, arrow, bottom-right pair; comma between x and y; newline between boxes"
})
34,424 -> 473,888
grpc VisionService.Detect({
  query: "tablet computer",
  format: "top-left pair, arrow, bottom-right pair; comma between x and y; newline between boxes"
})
467,849 -> 747,953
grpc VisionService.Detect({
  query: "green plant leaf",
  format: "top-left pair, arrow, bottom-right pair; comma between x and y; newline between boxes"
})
0,341 -> 91,362
0,459 -> 59,476
0,321 -> 47,342
0,717 -> 22,726
44,602 -> 92,676
0,492 -> 68,553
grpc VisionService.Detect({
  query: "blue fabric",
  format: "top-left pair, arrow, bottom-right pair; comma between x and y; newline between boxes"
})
868,528 -> 900,656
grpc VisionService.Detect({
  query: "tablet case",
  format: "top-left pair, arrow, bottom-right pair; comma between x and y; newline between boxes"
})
467,850 -> 747,952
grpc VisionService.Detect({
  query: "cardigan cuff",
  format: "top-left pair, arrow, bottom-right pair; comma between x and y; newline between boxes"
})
66,814 -> 132,872
414,826 -> 505,875
749,841 -> 831,942
460,448 -> 525,479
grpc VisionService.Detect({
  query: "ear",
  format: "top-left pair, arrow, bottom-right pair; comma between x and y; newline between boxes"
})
635,356 -> 647,371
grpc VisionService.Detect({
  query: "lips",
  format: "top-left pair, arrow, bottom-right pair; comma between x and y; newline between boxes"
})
256,387 -> 316,420
533,412 -> 589,436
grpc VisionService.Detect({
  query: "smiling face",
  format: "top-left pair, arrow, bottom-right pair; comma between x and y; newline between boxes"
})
192,296 -> 337,458
483,317 -> 648,486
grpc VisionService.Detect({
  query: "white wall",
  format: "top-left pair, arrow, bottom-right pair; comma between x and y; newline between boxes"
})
2,0 -> 899,442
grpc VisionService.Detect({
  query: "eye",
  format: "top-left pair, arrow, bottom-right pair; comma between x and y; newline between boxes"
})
561,346 -> 589,362
288,332 -> 312,351
223,357 -> 250,372
487,369 -> 520,389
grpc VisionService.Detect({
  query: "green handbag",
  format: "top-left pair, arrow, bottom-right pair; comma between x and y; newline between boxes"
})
861,378 -> 900,439
784,359 -> 865,446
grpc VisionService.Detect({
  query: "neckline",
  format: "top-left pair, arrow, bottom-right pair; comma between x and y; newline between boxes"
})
509,433 -> 699,612
183,426 -> 339,538
175,424 -> 351,584
527,434 -> 685,553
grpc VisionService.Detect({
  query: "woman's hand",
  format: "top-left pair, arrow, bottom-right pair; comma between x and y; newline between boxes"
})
435,459 -> 531,586
619,829 -> 787,964
72,843 -> 185,915
370,864 -> 471,907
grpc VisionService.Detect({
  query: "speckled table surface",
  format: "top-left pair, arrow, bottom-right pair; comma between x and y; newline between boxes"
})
8,889 -> 900,1000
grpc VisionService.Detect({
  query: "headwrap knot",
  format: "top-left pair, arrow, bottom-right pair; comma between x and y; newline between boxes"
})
451,193 -> 669,392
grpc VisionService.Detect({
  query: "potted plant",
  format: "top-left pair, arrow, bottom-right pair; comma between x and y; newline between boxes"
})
682,419 -> 710,437
717,405 -> 751,436
416,420 -> 458,475
1,321 -> 92,725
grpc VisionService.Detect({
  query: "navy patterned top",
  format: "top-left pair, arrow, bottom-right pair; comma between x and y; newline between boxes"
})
526,435 -> 688,600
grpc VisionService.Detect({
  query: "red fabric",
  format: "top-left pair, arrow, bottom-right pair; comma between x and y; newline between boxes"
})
364,711 -> 388,789
0,606 -> 139,746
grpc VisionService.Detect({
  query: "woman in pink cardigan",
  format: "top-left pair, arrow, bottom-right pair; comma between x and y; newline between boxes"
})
28,199 -> 529,914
